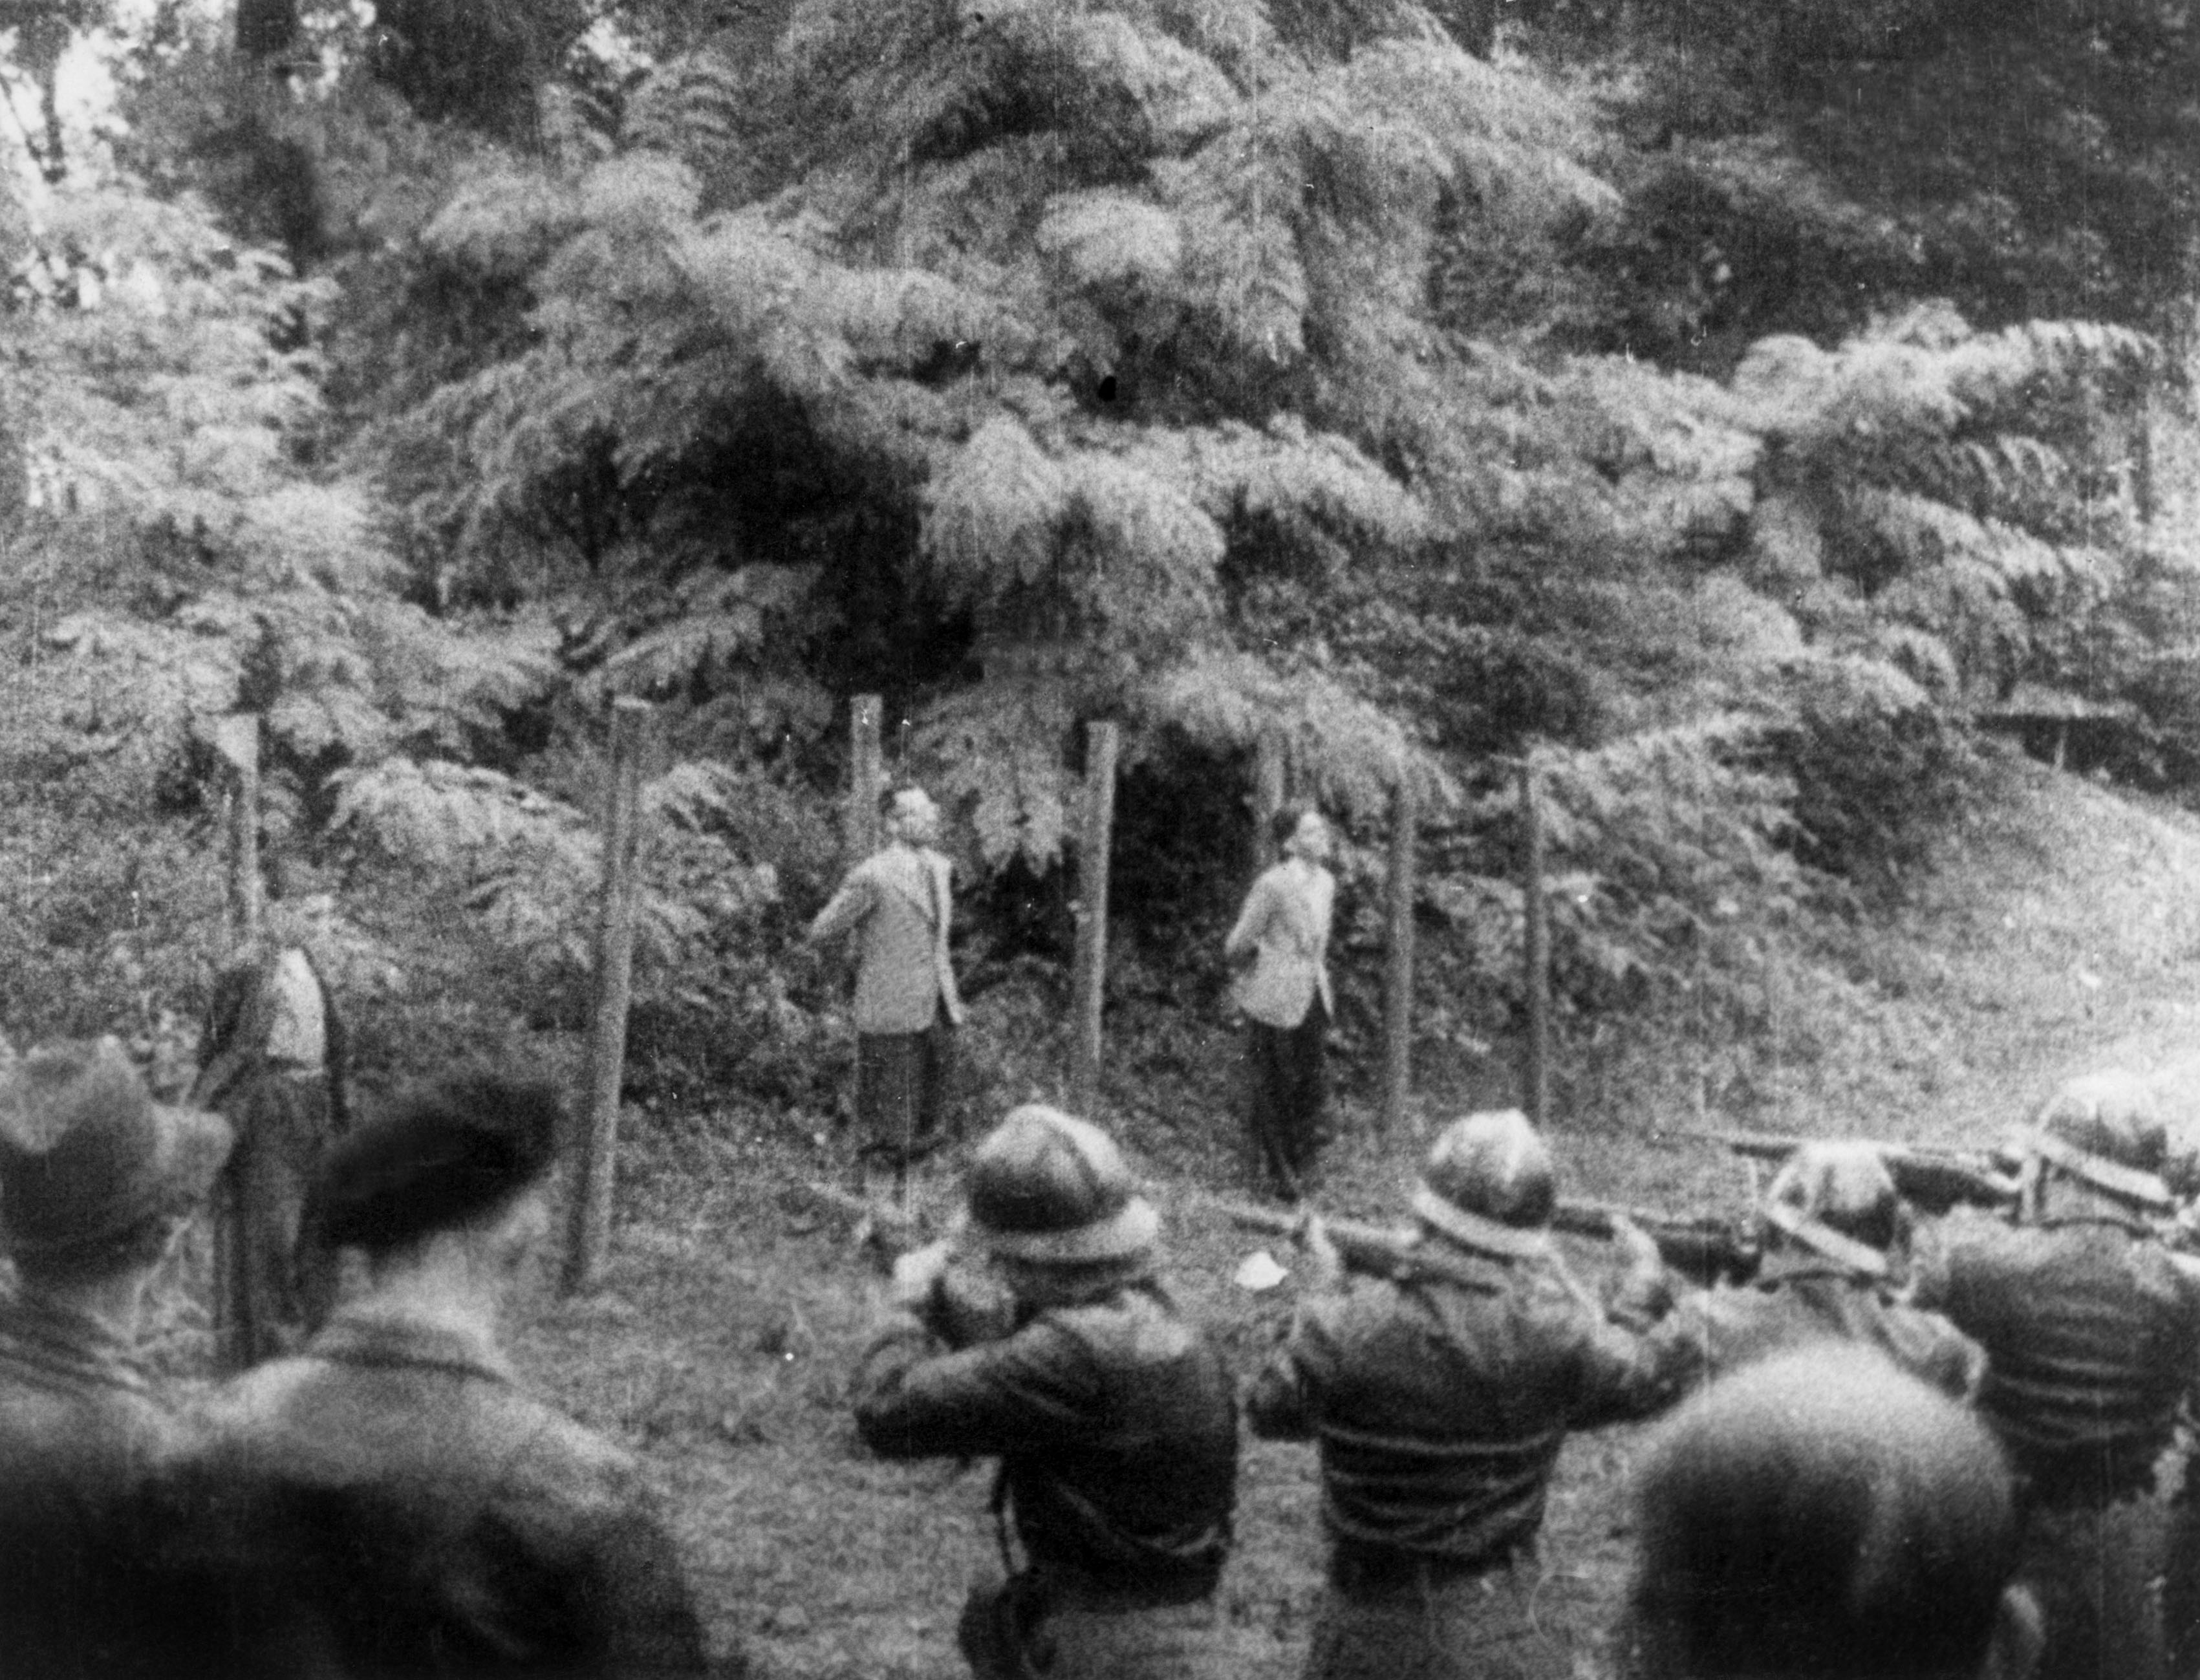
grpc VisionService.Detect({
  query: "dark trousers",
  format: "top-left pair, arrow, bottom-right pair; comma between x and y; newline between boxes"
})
856,1015 -> 958,1168
214,1068 -> 341,1373
1245,999 -> 1327,1199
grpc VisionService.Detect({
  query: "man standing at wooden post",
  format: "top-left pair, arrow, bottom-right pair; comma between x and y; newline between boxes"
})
191,937 -> 348,1370
808,783 -> 966,1213
1225,806 -> 1335,1201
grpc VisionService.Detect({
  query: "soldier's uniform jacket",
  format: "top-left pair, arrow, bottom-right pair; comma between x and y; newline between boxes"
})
189,1298 -> 715,1678
1910,1209 -> 2200,1500
0,1293 -> 213,1678
1245,1244 -> 1671,1567
852,1282 -> 1237,1601
1641,1246 -> 1985,1399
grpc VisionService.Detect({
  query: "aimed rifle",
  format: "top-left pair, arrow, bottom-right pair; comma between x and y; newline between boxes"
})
1677,1130 -> 2019,1215
1220,1199 -> 1751,1292
1549,1200 -> 1758,1286
1222,1202 -> 1507,1292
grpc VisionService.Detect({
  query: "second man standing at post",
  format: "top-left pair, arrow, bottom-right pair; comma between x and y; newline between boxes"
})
1226,806 -> 1336,1201
808,783 -> 965,1212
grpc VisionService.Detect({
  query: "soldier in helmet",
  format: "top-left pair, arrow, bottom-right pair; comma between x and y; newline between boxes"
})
1641,1141 -> 1982,1397
1246,1108 -> 1677,1680
1908,1097 -> 2200,1680
852,1104 -> 1237,1679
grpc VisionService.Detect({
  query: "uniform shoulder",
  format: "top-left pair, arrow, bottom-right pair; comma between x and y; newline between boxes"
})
490,1390 -> 652,1514
1035,1288 -> 1216,1369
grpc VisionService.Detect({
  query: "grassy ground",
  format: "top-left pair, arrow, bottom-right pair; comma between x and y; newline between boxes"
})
475,751 -> 2200,1679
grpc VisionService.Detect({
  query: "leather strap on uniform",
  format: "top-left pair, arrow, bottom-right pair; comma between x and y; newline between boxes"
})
2027,1130 -> 2175,1212
1761,1201 -> 1889,1280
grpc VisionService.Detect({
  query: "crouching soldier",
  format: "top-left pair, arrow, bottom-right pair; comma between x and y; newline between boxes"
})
1247,1108 -> 1677,1680
1642,1141 -> 1983,1397
852,1104 -> 1238,1678
1910,1101 -> 2200,1680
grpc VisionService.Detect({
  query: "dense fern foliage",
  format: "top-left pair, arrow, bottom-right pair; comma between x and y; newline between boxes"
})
5,0 -> 2200,1110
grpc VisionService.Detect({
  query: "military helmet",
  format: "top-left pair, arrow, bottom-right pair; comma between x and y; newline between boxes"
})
965,1104 -> 1159,1264
1411,1109 -> 1554,1260
2029,1077 -> 2175,1214
1761,1142 -> 1899,1276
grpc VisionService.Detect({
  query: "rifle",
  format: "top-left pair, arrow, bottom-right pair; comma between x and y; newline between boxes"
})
1676,1130 -> 2020,1216
1549,1200 -> 1759,1287
784,1181 -> 944,1274
1220,1199 -> 1739,1292
1223,1201 -> 1511,1293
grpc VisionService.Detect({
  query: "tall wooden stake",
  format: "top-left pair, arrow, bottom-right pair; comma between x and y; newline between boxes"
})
1379,773 -> 1418,1138
1521,755 -> 1551,1129
1069,722 -> 1119,1119
847,694 -> 885,861
1251,727 -> 1287,877
562,697 -> 656,1296
213,715 -> 262,947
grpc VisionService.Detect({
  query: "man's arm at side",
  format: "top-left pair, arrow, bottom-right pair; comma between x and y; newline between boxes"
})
1223,873 -> 1277,967
806,868 -> 875,946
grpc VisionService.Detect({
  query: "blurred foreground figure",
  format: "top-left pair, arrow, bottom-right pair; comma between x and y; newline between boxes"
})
1246,1109 -> 1676,1680
196,1074 -> 725,1678
1909,1098 -> 2200,1680
1623,1346 -> 2042,1680
0,1037 -> 233,1677
807,784 -> 965,1212
192,941 -> 349,1368
853,1104 -> 1238,1678
1643,1140 -> 1982,1395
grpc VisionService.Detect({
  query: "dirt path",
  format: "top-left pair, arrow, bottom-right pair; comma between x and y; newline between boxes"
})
506,754 -> 2200,1678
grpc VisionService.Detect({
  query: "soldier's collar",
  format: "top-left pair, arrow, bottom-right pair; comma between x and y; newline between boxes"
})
2028,1131 -> 2175,1213
1409,1186 -> 1549,1260
1760,1201 -> 1889,1280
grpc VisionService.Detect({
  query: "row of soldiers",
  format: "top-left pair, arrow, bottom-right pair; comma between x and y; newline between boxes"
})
0,970 -> 2186,1679
853,1086 -> 2200,1680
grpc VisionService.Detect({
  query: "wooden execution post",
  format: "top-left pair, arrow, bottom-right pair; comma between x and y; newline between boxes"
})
561,697 -> 656,1296
1379,771 -> 1418,1138
1250,727 -> 1287,876
1520,755 -> 1551,1129
212,715 -> 262,947
1069,721 -> 1120,1119
846,694 -> 885,861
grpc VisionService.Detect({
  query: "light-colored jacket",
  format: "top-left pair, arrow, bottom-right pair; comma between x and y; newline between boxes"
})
808,845 -> 966,1035
1224,861 -> 1334,1029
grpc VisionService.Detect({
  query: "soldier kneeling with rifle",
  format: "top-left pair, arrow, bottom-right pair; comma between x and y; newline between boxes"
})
1246,1109 -> 1677,1680
1639,1141 -> 1984,1399
852,1104 -> 1238,1679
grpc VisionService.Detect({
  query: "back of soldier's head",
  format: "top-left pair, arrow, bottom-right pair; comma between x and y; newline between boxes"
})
1625,1347 -> 2033,1680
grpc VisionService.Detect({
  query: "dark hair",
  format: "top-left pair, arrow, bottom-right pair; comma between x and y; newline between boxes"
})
879,782 -> 926,820
312,1073 -> 562,1257
1625,1348 -> 2017,1680
1269,805 -> 1306,850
